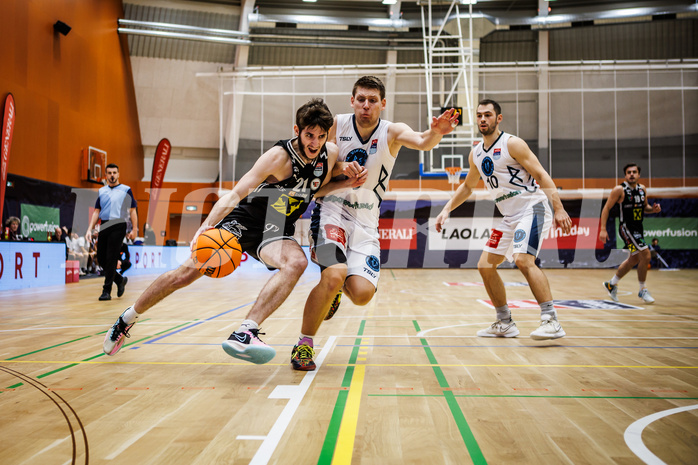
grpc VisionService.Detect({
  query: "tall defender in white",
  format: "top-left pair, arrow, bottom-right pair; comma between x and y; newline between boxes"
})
436,99 -> 572,340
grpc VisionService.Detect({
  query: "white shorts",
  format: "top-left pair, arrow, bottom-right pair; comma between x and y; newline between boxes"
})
309,204 -> 381,289
484,201 -> 552,262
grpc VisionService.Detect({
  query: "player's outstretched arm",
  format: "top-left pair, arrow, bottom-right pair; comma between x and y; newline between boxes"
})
599,185 -> 623,243
389,108 -> 459,153
435,151 -> 479,233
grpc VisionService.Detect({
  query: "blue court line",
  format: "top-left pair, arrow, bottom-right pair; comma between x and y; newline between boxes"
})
143,302 -> 252,344
335,344 -> 698,350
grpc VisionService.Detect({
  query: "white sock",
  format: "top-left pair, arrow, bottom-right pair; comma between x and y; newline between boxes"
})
610,275 -> 620,286
238,319 -> 259,332
495,305 -> 511,322
122,306 -> 140,325
540,301 -> 557,320
639,281 -> 646,291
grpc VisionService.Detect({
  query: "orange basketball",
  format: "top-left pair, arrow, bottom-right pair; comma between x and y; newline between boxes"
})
192,228 -> 242,278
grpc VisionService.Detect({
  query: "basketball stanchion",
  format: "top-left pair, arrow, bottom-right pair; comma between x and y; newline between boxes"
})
444,166 -> 462,191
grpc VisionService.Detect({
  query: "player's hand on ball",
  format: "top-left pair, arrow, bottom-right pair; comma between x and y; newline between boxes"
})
191,225 -> 214,252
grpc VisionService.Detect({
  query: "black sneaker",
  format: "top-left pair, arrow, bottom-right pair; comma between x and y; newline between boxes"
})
99,292 -> 111,301
117,276 -> 128,297
103,309 -> 137,355
324,290 -> 342,321
221,329 -> 276,364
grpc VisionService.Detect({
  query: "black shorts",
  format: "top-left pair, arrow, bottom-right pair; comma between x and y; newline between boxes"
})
215,209 -> 297,269
619,223 -> 647,254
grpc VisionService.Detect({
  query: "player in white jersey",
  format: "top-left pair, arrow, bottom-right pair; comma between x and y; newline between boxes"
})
291,76 -> 459,370
436,99 -> 572,340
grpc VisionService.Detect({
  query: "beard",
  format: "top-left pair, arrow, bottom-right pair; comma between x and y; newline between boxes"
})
478,124 -> 496,136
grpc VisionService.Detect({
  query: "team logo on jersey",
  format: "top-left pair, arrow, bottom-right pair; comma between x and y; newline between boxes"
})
313,162 -> 324,177
493,148 -> 501,160
366,255 -> 380,272
271,195 -> 303,216
369,139 -> 378,155
514,229 -> 526,242
346,148 -> 368,166
310,178 -> 321,190
293,166 -> 300,174
481,156 -> 495,177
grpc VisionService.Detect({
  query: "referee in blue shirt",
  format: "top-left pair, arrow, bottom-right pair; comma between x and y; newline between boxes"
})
86,164 -> 138,301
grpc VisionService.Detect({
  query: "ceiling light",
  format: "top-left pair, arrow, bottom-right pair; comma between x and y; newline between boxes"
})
302,0 -> 317,2
383,0 -> 397,4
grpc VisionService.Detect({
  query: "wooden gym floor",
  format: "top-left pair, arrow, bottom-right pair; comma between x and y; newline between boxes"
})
1,267 -> 697,465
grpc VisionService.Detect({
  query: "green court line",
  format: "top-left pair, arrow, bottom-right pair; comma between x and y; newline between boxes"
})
6,334 -> 95,360
414,320 -> 488,465
390,269 -> 396,280
1,320 -> 194,391
317,320 -> 366,465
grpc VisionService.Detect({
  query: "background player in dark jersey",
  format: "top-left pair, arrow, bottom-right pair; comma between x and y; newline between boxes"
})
599,163 -> 661,303
102,98 -> 367,364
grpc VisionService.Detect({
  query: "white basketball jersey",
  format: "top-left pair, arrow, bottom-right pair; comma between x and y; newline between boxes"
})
318,113 -> 395,230
472,132 -> 548,217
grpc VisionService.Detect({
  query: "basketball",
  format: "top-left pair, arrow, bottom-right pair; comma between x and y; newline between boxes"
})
192,228 -> 242,278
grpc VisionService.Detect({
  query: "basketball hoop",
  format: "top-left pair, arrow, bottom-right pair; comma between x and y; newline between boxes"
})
445,166 -> 462,186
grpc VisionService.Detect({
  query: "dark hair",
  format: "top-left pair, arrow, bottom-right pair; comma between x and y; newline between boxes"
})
478,99 -> 502,116
623,163 -> 640,174
352,76 -> 385,100
106,163 -> 119,171
652,237 -> 658,242
296,98 -> 334,133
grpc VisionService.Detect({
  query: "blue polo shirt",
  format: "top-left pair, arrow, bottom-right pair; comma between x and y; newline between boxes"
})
95,184 -> 137,222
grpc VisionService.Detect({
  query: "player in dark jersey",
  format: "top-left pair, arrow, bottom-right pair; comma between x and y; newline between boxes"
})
102,99 -> 367,364
599,163 -> 661,303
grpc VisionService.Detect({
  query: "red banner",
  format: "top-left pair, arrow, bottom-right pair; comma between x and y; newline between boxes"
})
1,94 -> 16,222
148,138 -> 171,223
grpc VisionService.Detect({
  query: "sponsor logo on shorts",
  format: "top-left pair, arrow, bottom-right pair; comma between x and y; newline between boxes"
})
486,228 -> 503,248
325,224 -> 347,247
264,223 -> 280,234
514,229 -> 526,242
366,255 -> 380,272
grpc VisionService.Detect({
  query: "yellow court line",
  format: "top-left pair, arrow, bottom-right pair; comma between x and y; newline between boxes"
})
0,360 -> 285,366
2,360 -> 697,369
332,364 -> 366,465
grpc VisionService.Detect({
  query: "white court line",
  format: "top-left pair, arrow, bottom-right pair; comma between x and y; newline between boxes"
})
247,336 -> 336,465
236,435 -> 266,440
416,319 -> 698,337
624,404 -> 698,465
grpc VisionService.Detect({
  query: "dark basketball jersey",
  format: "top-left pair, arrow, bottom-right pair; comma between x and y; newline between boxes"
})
619,181 -> 646,233
217,137 -> 329,263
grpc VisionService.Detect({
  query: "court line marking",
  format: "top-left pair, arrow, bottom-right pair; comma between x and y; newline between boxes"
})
416,320 -> 698,337
333,365 -> 366,465
247,336 -> 336,465
624,404 -> 698,465
414,320 -> 487,464
3,360 -> 697,369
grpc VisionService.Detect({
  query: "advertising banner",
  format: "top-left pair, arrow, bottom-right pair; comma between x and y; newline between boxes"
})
148,138 -> 171,223
1,93 -> 16,221
20,204 -> 61,241
0,242 -> 65,290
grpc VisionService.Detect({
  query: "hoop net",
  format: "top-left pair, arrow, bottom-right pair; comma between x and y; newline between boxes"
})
445,166 -> 462,185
